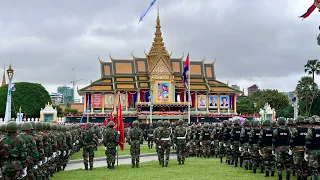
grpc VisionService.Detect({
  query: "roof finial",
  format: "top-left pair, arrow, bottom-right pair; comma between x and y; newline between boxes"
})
157,0 -> 159,17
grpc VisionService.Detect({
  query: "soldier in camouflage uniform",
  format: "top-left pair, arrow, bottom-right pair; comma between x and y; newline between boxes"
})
218,123 -> 226,163
249,120 -> 261,173
258,120 -> 275,177
193,124 -> 202,157
188,125 -> 196,157
0,121 -> 27,180
128,120 -> 144,168
305,117 -> 320,180
272,117 -> 291,180
290,116 -> 309,180
174,119 -> 187,165
147,124 -> 154,149
83,122 -> 97,170
223,120 -> 232,164
200,124 -> 213,158
212,123 -> 220,158
154,120 -> 164,165
230,119 -> 241,167
240,119 -> 251,169
103,121 -> 119,169
159,120 -> 171,167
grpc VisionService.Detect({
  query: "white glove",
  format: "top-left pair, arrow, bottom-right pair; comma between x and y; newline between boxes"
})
116,147 -> 118,150
187,142 -> 190,146
223,144 -> 226,147
288,149 -> 292,155
44,157 -> 47,163
158,146 -> 161,149
33,165 -> 38,169
211,141 -> 214,145
63,151 -> 66,156
0,170 -> 2,178
38,161 -> 42,166
73,143 -> 76,146
239,147 -> 242,151
68,150 -> 71,155
304,154 -> 309,161
48,157 -> 51,161
22,168 -> 27,177
104,146 -> 108,150
230,145 -> 233,150
258,150 -> 263,156
193,142 -> 195,145
200,142 -> 202,146
248,149 -> 251,153
53,152 -> 57,158
58,151 -> 61,155
272,150 -> 275,155
76,140 -> 79,143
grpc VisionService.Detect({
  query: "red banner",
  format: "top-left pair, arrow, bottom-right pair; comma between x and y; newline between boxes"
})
92,94 -> 102,108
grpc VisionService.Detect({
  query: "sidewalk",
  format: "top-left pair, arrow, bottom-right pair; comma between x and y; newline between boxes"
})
66,153 -> 177,171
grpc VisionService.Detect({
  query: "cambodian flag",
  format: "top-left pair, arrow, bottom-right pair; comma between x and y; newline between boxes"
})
182,53 -> 189,87
299,3 -> 316,19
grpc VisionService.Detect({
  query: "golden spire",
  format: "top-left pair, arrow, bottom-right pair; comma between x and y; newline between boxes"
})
1,65 -> 6,86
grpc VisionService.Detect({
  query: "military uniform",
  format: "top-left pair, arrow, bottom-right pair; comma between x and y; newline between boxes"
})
223,121 -> 232,164
128,121 -> 144,168
147,124 -> 154,149
199,124 -> 212,158
174,119 -> 187,165
154,120 -> 164,165
272,117 -> 291,180
193,125 -> 202,157
218,123 -> 226,163
240,120 -> 251,169
230,119 -> 241,167
103,121 -> 119,169
249,120 -> 261,173
159,120 -> 171,167
83,123 -> 97,170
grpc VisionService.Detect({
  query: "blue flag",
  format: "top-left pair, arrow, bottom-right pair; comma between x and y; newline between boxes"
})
139,0 -> 156,22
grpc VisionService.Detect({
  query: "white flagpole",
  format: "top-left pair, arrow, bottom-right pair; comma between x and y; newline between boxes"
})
188,55 -> 191,124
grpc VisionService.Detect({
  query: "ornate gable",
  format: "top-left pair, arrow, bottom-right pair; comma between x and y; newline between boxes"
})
149,58 -> 173,80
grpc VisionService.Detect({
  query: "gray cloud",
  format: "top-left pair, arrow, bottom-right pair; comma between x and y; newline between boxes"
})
0,0 -> 318,94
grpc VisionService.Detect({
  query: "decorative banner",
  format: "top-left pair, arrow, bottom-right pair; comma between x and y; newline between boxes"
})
197,95 -> 207,108
157,82 -> 169,102
104,94 -> 114,108
119,93 -> 126,107
209,95 -> 218,109
220,95 -> 229,109
92,94 -> 102,108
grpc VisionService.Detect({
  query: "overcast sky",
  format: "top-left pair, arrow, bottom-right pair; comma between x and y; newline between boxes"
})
0,0 -> 319,99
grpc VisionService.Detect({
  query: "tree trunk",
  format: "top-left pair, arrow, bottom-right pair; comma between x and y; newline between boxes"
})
313,72 -> 315,83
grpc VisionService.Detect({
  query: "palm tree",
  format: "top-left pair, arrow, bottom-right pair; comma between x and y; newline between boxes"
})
296,76 -> 318,116
304,59 -> 320,82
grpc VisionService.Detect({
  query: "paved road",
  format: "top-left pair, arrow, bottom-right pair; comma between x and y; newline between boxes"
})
66,154 -> 177,171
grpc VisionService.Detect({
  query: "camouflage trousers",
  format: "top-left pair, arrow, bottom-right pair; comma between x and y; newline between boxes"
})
159,141 -> 171,165
130,141 -> 141,162
275,146 -> 291,176
176,141 -> 186,163
195,140 -> 201,156
147,136 -> 154,149
261,147 -> 275,173
224,141 -> 232,163
293,147 -> 308,179
83,146 -> 95,168
189,140 -> 196,156
105,148 -> 116,166
213,140 -> 219,157
202,140 -> 211,157
219,142 -> 226,160
231,141 -> 240,166
1,161 -> 23,180
249,144 -> 260,171
308,150 -> 320,179
240,143 -> 250,168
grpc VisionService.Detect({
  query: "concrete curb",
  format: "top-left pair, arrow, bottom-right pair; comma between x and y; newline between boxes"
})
68,152 -> 177,164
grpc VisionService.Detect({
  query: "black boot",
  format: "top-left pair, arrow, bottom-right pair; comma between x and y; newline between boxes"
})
278,171 -> 282,180
261,168 -> 264,173
245,165 -> 248,170
292,170 -> 295,176
249,165 -> 252,170
136,160 -> 139,168
132,159 -> 135,168
253,169 -> 256,174
165,161 -> 168,167
182,160 -> 184,165
161,161 -> 165,167
90,166 -> 93,170
178,161 -> 181,165
286,173 -> 290,180
240,163 -> 242,168
271,171 -> 275,177
265,171 -> 269,177
84,164 -> 88,171
220,158 -> 223,163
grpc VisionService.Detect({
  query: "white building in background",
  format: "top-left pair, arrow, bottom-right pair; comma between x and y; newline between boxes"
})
50,93 -> 64,105
74,99 -> 81,103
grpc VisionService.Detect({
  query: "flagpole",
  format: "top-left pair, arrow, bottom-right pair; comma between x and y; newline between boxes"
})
117,92 -> 120,166
188,54 -> 191,124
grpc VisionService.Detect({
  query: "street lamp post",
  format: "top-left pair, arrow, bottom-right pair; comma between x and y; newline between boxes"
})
4,64 -> 14,122
148,91 -> 153,124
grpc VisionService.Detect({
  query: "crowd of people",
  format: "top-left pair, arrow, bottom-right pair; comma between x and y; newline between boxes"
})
0,116 -> 319,180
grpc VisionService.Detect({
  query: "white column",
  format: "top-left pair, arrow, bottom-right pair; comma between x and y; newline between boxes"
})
4,81 -> 12,122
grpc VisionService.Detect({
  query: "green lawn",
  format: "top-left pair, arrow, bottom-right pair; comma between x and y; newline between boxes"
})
53,158 -> 278,180
69,145 -> 156,160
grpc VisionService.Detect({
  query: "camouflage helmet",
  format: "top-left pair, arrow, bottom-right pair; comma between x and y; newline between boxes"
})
286,118 -> 295,126
8,118 -> 15,122
178,119 -> 184,125
51,124 -> 57,130
149,124 -> 153,128
30,122 -> 36,129
157,120 -> 163,127
233,119 -> 240,125
18,123 -> 22,130
86,122 -> 92,129
223,120 -> 229,126
243,120 -> 250,127
163,120 -> 169,127
35,122 -> 43,130
277,117 -> 286,126
57,125 -> 62,131
0,124 -> 6,132
6,121 -> 18,132
262,120 -> 271,127
47,123 -> 52,130
305,117 -> 311,124
21,122 -> 34,131
312,117 -> 320,124
295,116 -> 305,124
132,120 -> 139,127
312,115 -> 319,121
271,120 -> 277,128
252,120 -> 260,127
107,121 -> 115,127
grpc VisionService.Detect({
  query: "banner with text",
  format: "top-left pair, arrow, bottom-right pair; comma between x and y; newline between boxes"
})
92,94 -> 102,108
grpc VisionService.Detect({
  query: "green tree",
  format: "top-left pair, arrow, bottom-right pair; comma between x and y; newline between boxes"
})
296,76 -> 318,116
237,98 -> 257,114
64,108 -> 78,114
304,59 -> 320,82
248,89 -> 290,113
276,104 -> 294,118
52,104 -> 63,117
0,82 -> 51,117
